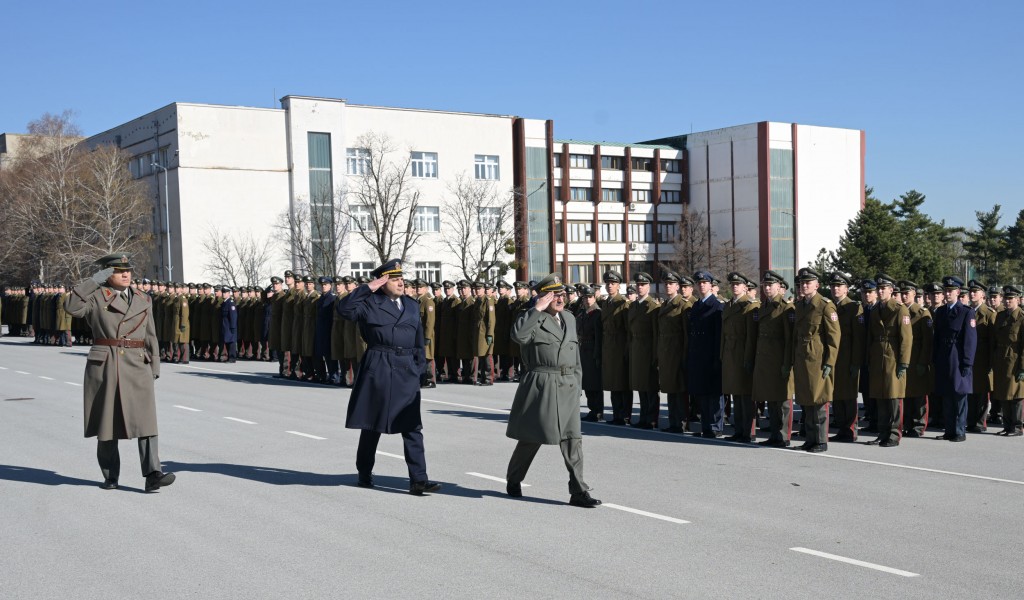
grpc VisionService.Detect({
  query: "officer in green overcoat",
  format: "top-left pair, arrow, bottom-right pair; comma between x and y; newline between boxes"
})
828,272 -> 865,442
992,285 -> 1024,435
657,271 -> 693,433
600,271 -> 632,425
627,271 -> 660,428
866,274 -> 913,447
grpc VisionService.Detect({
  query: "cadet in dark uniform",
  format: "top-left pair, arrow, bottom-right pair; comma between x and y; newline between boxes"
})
987,284 -> 1006,425
455,281 -> 476,384
900,281 -> 933,437
600,271 -> 632,425
866,274 -> 912,447
628,272 -> 660,428
336,259 -> 441,495
505,273 -> 600,508
967,280 -> 996,432
755,271 -> 796,447
576,285 -> 604,421
722,271 -> 758,442
992,285 -> 1024,436
688,270 -> 724,438
792,268 -> 840,453
313,276 -> 337,384
657,271 -> 693,433
829,272 -> 865,442
221,287 -> 238,363
932,276 -> 977,441
436,280 -> 458,383
494,281 -> 514,381
859,280 -> 880,433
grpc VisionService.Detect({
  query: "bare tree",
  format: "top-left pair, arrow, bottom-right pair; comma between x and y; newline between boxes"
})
203,226 -> 274,286
439,173 -> 517,281
338,132 -> 422,264
670,206 -> 756,280
273,196 -> 349,276
77,144 -> 153,261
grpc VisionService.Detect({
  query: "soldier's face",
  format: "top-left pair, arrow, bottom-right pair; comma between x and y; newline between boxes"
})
944,289 -> 959,305
637,282 -> 650,297
1006,296 -> 1020,310
878,285 -> 893,301
900,290 -> 916,304
305,282 -> 314,292
321,283 -> 332,293
549,291 -> 566,313
273,282 -> 282,292
680,285 -> 693,299
730,282 -> 745,298
384,276 -> 404,296
930,292 -> 943,305
798,279 -> 819,298
606,282 -> 620,295
988,295 -> 1001,308
474,287 -> 484,297
969,289 -> 985,305
585,295 -> 596,307
285,277 -> 294,287
830,284 -> 847,299
107,269 -> 132,289
459,287 -> 470,298
666,282 -> 679,297
697,281 -> 712,296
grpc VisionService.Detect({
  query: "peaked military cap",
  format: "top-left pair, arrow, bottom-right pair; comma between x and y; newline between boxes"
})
566,285 -> 577,295
357,276 -> 370,284
828,271 -> 853,287
603,270 -> 623,284
726,271 -> 749,285
578,285 -> 595,298
370,259 -> 403,279
693,270 -> 714,283
341,275 -> 355,284
442,280 -> 455,289
484,281 -> 495,290
923,282 -> 942,294
780,280 -> 790,290
471,280 -> 485,289
283,270 -> 295,278
663,270 -> 682,284
1003,284 -> 1021,298
942,275 -> 964,289
797,267 -> 820,282
456,279 -> 471,288
897,280 -> 918,293
429,281 -> 442,291
270,276 -> 283,284
331,276 -> 342,284
96,253 -> 134,270
860,279 -> 877,290
533,273 -> 566,294
875,273 -> 896,288
301,275 -> 314,283
318,276 -> 332,284
633,271 -> 653,284
967,279 -> 986,292
513,281 -> 528,289
412,278 -> 426,287
498,280 -> 512,290
988,285 -> 1002,296
678,275 -> 694,286
221,286 -> 231,293
527,280 -> 538,288
626,284 -> 638,295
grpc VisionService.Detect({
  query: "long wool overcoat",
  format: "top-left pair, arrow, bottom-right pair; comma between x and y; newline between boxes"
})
66,280 -> 160,441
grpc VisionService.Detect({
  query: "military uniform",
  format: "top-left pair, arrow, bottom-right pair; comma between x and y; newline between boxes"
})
417,281 -> 437,387
688,271 -> 725,437
721,272 -> 759,441
901,281 -> 933,437
968,280 -> 996,432
791,268 -> 840,452
600,271 -> 632,425
931,276 -> 977,441
829,272 -> 865,442
436,281 -> 458,382
866,274 -> 913,446
628,272 -> 661,428
172,289 -> 190,363
577,286 -> 604,421
657,272 -> 693,433
313,277 -> 336,383
221,290 -> 239,362
991,285 -> 1024,435
754,272 -> 795,447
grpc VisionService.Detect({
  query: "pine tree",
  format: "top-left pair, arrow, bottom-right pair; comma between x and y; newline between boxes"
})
831,191 -> 907,279
888,190 -> 956,284
964,205 -> 1010,284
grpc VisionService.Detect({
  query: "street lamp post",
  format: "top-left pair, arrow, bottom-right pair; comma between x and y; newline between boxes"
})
152,162 -> 173,280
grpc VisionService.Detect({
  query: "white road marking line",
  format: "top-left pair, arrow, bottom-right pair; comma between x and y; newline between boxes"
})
38,376 -> 54,381
65,382 -> 82,387
0,366 -> 7,369
422,398 -> 510,414
602,503 -> 690,524
15,370 -> 30,375
174,405 -> 202,412
377,451 -> 405,460
224,417 -> 257,425
181,364 -> 266,378
465,472 -> 531,487
286,430 -> 326,440
790,547 -> 919,577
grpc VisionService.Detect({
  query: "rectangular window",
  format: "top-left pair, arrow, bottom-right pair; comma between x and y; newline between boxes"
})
569,154 -> 592,168
661,159 -> 681,173
657,222 -> 678,243
599,222 -> 622,242
414,206 -> 440,232
554,219 -> 563,243
632,189 -> 651,203
478,206 -> 502,233
346,148 -> 370,175
350,262 -> 375,278
628,222 -> 653,242
601,188 -> 623,202
569,263 -> 593,284
308,132 -> 335,275
411,151 -> 438,178
350,205 -> 374,232
629,261 -> 654,278
567,221 -> 592,242
631,156 -> 652,172
414,261 -> 442,283
553,153 -> 562,168
570,187 -> 592,202
660,190 -> 681,204
600,155 -> 623,170
553,185 -> 562,201
158,147 -> 168,168
600,263 -> 623,280
474,154 -> 500,180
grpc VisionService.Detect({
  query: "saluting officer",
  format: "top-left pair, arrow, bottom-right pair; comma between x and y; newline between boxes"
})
791,268 -> 840,453
900,281 -> 933,437
657,271 -> 693,433
628,272 -> 660,428
866,274 -> 912,447
722,272 -> 759,442
931,276 -> 977,442
688,270 -> 725,438
828,272 -> 865,442
991,285 -> 1024,436
754,271 -> 796,447
967,280 -> 996,432
600,271 -> 632,425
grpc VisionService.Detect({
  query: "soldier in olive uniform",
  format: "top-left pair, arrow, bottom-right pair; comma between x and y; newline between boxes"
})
494,281 -> 514,380
577,285 -> 604,421
859,280 -> 880,433
866,274 -> 913,447
289,277 -> 309,378
791,268 -> 840,452
508,281 -> 531,381
722,272 -> 759,442
436,281 -> 458,383
472,281 -> 496,385
627,272 -> 660,428
415,279 -> 437,388
455,281 -> 477,384
992,285 -> 1024,436
600,271 -> 632,425
172,284 -> 190,364
986,285 -> 1005,425
828,272 -> 865,442
301,277 -> 320,381
658,272 -> 693,433
967,280 -> 996,432
755,271 -> 796,447
329,276 -> 350,385
900,281 -> 933,437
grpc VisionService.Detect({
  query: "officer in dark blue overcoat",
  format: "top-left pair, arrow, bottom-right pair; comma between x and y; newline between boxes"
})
336,259 -> 441,495
687,270 -> 724,437
931,275 -> 977,441
313,276 -> 337,383
220,287 -> 238,363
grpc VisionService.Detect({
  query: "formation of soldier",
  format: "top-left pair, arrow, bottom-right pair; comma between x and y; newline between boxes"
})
4,266 -> 1023,448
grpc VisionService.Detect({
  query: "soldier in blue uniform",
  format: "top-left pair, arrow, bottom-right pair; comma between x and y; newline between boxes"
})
313,276 -> 337,384
931,276 -> 977,442
335,259 -> 441,495
220,287 -> 238,363
687,270 -> 724,438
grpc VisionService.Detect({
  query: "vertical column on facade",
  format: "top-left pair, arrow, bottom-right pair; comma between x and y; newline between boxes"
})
705,140 -> 713,269
561,143 -> 570,279
757,122 -> 770,275
653,149 -> 661,283
730,140 -> 737,263
791,123 -> 799,274
623,147 -> 632,281
592,145 -> 602,285
544,121 -> 556,275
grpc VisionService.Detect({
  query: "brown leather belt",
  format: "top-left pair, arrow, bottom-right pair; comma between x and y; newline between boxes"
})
94,338 -> 146,349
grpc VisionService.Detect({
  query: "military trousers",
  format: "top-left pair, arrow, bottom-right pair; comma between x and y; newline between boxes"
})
731,395 -> 756,441
356,429 -> 428,482
666,393 -> 688,429
832,396 -> 859,440
609,390 -> 633,423
584,390 -> 604,415
697,394 -> 725,434
474,355 -> 494,384
506,438 -> 589,495
967,392 -> 990,430
1001,399 -> 1023,433
930,394 -> 945,429
801,403 -> 828,446
863,396 -> 878,430
940,393 -> 967,438
876,398 -> 904,443
905,396 -> 929,435
636,391 -> 660,427
97,436 -> 161,481
766,399 -> 793,442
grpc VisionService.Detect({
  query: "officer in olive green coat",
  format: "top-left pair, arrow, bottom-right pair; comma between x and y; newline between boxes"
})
967,280 -> 996,432
600,271 -> 632,425
992,285 -> 1024,435
471,281 -> 496,385
791,268 -> 840,453
289,278 -> 309,376
454,281 -> 476,383
828,272 -> 865,442
755,271 -> 796,447
900,281 -> 933,437
866,274 -> 913,447
628,272 -> 660,428
416,279 -> 437,387
657,272 -> 693,433
722,272 -> 759,441
172,288 -> 190,363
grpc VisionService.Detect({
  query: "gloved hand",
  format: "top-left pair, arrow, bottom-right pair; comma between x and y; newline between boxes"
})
91,267 -> 115,285
744,360 -> 754,374
780,364 -> 792,378
179,325 -> 186,332
485,335 -> 493,346
424,339 -> 431,346
821,365 -> 832,379
850,365 -> 861,378
960,366 -> 971,378
1015,370 -> 1024,383
915,364 -> 927,376
896,364 -> 908,379
153,374 -> 160,380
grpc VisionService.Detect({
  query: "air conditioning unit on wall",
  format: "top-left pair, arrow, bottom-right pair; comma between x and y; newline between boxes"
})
629,242 -> 637,251
628,204 -> 636,211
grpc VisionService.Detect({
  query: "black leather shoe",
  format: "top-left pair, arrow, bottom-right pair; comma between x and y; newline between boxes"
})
410,480 -> 442,495
506,482 -> 522,498
144,471 -> 176,492
701,431 -> 723,439
582,412 -> 601,422
904,430 -> 921,438
879,439 -> 899,447
806,443 -> 828,453
866,438 -> 883,446
967,426 -> 982,434
569,491 -> 601,507
608,418 -> 627,426
828,434 -> 854,443
758,439 -> 790,448
357,473 -> 374,488
724,434 -> 741,441
660,426 -> 685,433
633,422 -> 654,430
100,479 -> 118,490
797,442 -> 813,450
1007,430 -> 1023,437
950,435 -> 966,442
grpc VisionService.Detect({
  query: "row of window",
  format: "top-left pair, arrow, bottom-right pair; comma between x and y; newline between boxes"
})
560,261 -> 656,286
554,154 -> 681,173
555,187 -> 682,204
554,220 -> 678,244
345,149 -> 501,181
349,205 -> 503,233
349,261 -> 500,283
129,147 -> 170,178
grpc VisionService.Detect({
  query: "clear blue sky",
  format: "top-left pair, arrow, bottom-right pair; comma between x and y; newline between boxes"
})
4,0 -> 1021,228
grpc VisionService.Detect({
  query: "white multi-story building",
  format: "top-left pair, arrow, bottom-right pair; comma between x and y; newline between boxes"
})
78,96 -> 863,287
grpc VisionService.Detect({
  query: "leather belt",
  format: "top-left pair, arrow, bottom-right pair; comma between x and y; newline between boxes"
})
533,366 -> 575,376
370,344 -> 416,356
94,338 -> 145,349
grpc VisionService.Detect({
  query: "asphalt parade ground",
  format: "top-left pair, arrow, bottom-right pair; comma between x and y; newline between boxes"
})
2,335 -> 1022,599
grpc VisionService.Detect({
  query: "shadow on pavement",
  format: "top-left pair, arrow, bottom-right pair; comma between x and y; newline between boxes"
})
0,464 -> 99,487
175,370 -> 337,389
162,460 -> 352,486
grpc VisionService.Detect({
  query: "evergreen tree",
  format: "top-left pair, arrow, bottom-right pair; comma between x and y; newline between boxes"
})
888,189 -> 956,284
831,191 -> 907,279
963,205 -> 1008,284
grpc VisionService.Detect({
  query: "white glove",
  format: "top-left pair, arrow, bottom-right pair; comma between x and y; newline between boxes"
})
91,267 -> 115,285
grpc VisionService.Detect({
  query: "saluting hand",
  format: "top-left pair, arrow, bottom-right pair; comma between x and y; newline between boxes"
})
534,291 -> 554,312
368,274 -> 389,292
